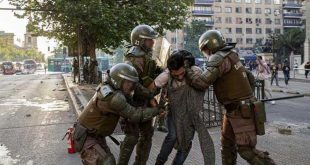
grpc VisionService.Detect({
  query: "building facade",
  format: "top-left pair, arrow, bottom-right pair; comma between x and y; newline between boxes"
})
0,31 -> 14,47
166,0 -> 306,51
304,0 -> 309,63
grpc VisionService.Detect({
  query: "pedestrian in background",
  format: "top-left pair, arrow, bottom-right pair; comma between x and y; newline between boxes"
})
72,57 -> 79,83
256,56 -> 274,103
270,62 -> 279,86
305,61 -> 310,79
282,61 -> 290,86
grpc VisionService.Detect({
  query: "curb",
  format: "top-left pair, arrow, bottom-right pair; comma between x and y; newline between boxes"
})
62,74 -> 82,116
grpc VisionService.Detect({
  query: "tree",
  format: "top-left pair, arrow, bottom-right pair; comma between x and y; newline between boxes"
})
9,0 -> 192,56
184,20 -> 210,58
0,45 -> 44,62
272,29 -> 305,63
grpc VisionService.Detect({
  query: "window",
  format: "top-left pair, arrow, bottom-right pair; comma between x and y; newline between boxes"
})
265,0 -> 271,4
236,28 -> 243,34
275,19 -> 281,25
225,28 -> 232,33
255,0 -> 261,3
246,18 -> 252,24
225,0 -> 232,2
275,28 -> 281,34
265,8 -> 271,14
246,28 -> 252,34
226,38 -> 233,42
255,18 -> 262,24
255,8 -> 261,14
214,6 -> 222,13
245,0 -> 251,3
235,0 -> 241,2
236,17 -> 243,24
246,38 -> 253,44
171,37 -> 176,44
256,38 -> 263,44
256,28 -> 262,34
28,37 -> 31,43
266,28 -> 272,34
236,38 -> 243,44
273,0 -> 280,5
246,8 -> 252,14
225,17 -> 232,23
236,7 -> 242,13
215,0 -> 222,2
265,18 -> 272,24
225,7 -> 232,13
215,27 -> 222,30
215,17 -> 222,23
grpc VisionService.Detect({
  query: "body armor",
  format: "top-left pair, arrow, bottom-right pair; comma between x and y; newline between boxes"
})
213,50 -> 253,104
78,85 -> 119,136
125,45 -> 160,88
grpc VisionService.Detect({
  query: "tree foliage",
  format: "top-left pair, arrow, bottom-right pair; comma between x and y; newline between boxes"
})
184,20 -> 210,58
0,45 -> 44,62
9,0 -> 192,57
272,29 -> 305,62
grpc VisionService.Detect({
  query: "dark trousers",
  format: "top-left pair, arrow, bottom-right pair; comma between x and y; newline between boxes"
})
156,111 -> 188,165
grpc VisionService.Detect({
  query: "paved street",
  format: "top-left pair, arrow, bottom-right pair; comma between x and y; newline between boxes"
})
0,72 -> 309,165
0,72 -> 80,165
64,74 -> 310,165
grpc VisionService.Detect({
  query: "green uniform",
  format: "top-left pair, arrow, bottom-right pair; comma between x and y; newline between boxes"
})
76,84 -> 160,165
186,50 -> 275,165
117,46 -> 158,165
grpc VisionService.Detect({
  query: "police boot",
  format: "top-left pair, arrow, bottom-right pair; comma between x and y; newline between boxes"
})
117,135 -> 138,165
134,131 -> 154,165
221,139 -> 237,165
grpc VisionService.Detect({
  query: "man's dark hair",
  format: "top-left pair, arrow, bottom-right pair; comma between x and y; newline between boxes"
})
257,56 -> 263,60
167,52 -> 184,71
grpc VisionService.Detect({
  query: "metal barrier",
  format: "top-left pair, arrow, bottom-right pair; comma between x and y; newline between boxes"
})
202,80 -> 265,128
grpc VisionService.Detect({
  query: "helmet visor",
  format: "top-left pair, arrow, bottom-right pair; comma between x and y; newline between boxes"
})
119,74 -> 139,83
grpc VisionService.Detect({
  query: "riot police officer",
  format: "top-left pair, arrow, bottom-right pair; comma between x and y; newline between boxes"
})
185,30 -> 276,165
74,63 -> 163,165
118,25 -> 160,165
83,59 -> 89,83
72,57 -> 79,83
89,58 -> 98,84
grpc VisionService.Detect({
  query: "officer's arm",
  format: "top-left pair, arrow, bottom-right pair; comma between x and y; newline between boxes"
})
110,93 -> 159,122
134,83 -> 156,100
186,55 -> 223,90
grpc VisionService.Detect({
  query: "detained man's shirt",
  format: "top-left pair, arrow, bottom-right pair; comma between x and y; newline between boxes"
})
154,66 -> 202,89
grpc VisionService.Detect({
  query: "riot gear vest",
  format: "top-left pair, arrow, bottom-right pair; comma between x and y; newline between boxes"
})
78,85 -> 120,136
213,51 -> 253,104
125,45 -> 159,88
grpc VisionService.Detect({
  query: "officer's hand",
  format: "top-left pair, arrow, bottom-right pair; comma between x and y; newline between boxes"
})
159,111 -> 166,118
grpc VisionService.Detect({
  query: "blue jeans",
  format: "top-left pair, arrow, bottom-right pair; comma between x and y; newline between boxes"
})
156,112 -> 188,165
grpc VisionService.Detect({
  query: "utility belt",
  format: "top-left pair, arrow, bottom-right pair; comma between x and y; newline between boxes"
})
224,98 -> 266,136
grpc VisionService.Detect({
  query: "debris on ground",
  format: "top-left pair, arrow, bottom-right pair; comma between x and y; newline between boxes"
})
40,81 -> 43,83
58,88 -> 67,91
25,114 -> 31,117
64,96 -> 69,101
278,127 -> 292,135
52,89 -> 56,91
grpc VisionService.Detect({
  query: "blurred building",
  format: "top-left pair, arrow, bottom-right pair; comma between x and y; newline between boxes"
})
304,0 -> 309,63
23,17 -> 38,50
166,0 -> 306,51
0,31 -> 14,47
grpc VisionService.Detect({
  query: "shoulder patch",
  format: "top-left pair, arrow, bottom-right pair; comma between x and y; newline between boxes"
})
99,85 -> 114,98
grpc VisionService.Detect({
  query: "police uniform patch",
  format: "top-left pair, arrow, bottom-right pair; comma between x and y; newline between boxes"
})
100,85 -> 114,98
